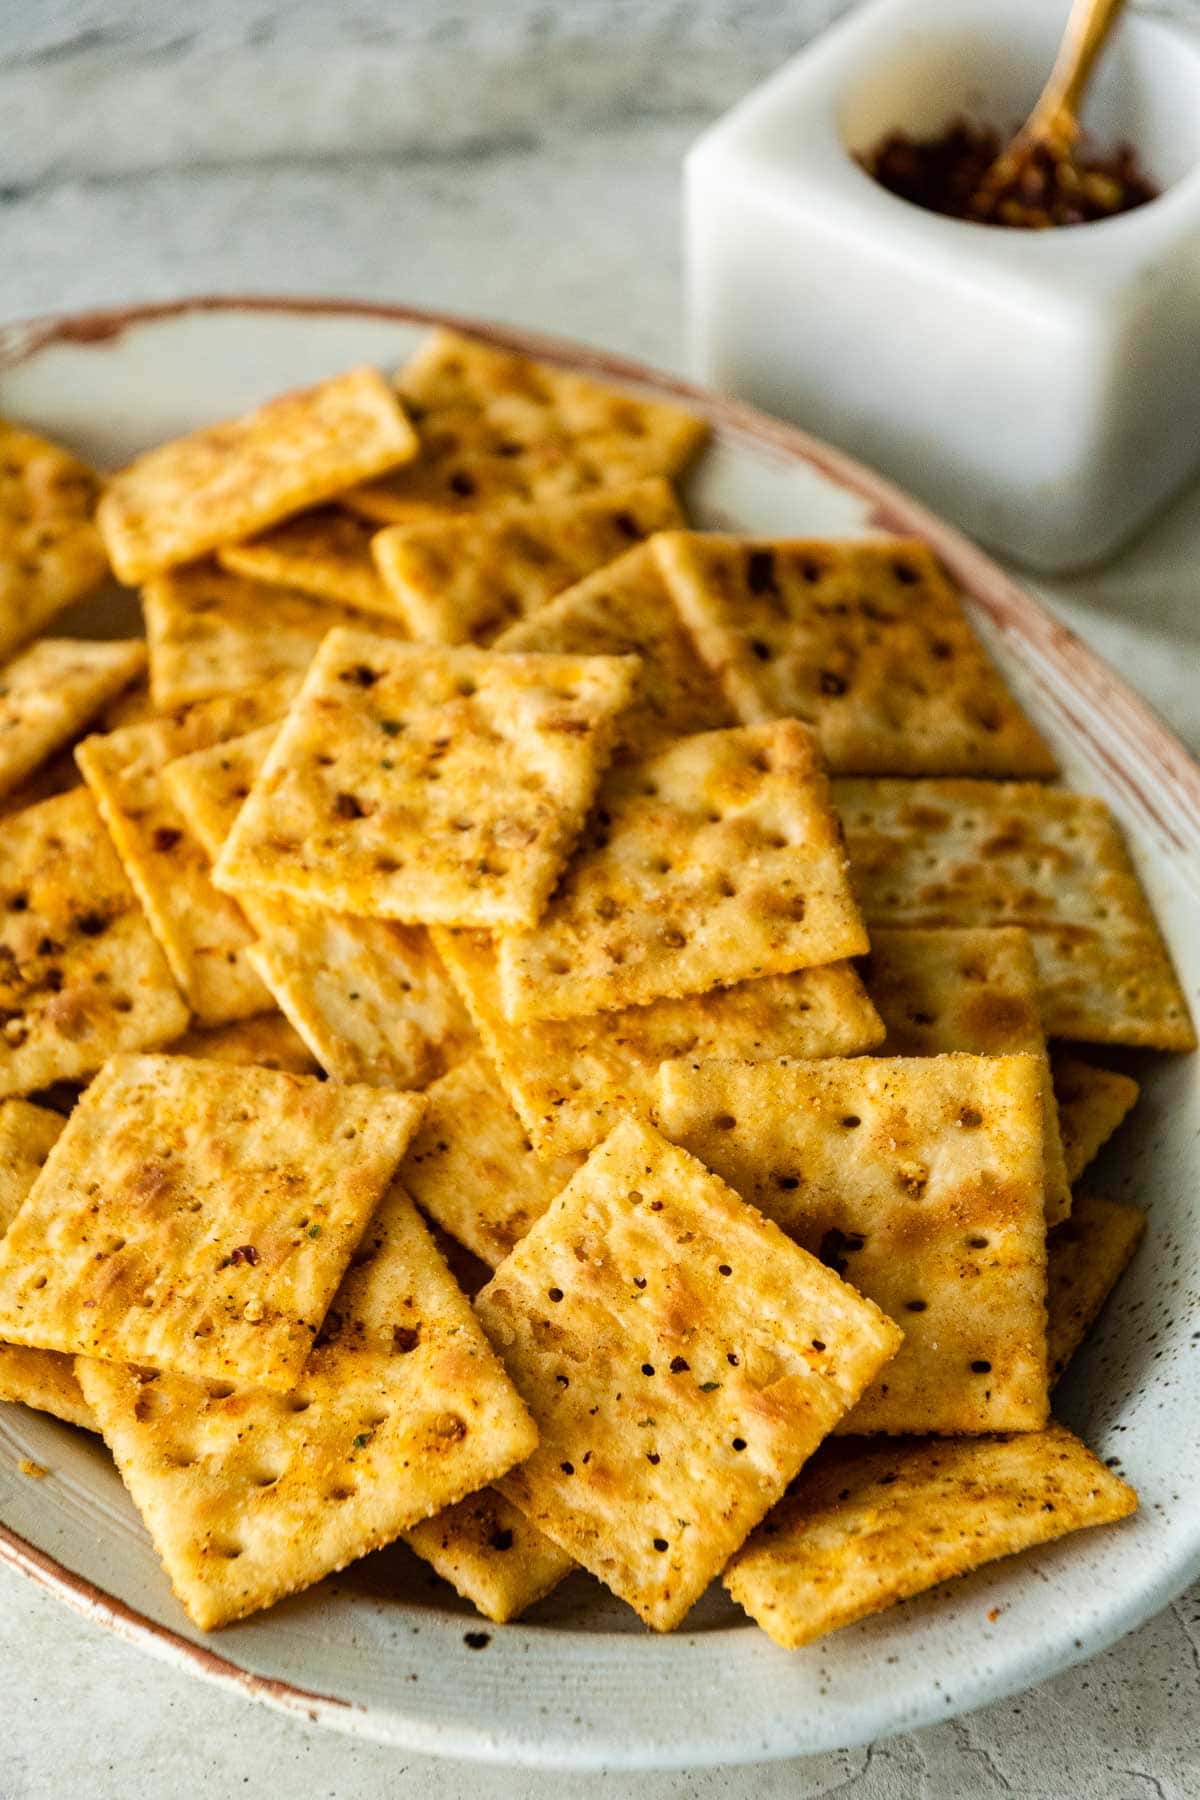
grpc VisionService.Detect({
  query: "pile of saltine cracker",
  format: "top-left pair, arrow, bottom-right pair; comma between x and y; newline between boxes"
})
0,330 -> 1190,1646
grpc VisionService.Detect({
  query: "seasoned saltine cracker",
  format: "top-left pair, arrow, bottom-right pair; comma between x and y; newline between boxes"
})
495,542 -> 734,759
436,926 -> 884,1158
0,1341 -> 94,1430
0,788 -> 187,1099
0,744 -> 83,819
1047,1193 -> 1146,1385
403,1487 -> 575,1624
497,720 -> 868,1023
864,927 -> 1070,1223
347,405 -> 584,523
217,507 -> 397,619
77,1182 -> 535,1629
0,1054 -> 424,1391
0,419 -> 109,660
655,1053 -> 1049,1435
833,778 -> 1195,1049
724,1423 -> 1136,1649
142,562 -> 402,710
253,904 -> 476,1089
371,478 -> 684,645
213,631 -> 639,931
347,328 -> 707,524
250,905 -> 476,1089
399,1054 -> 584,1266
0,638 -> 146,801
164,722 -> 475,1087
397,330 -> 706,455
476,1116 -> 902,1630
1052,1054 -> 1140,1185
160,722 -> 277,858
76,682 -> 298,1025
0,1098 -> 94,1429
0,1099 -> 65,1233
654,533 -> 1056,777
168,1012 -> 321,1075
97,367 -> 419,584
96,678 -> 161,732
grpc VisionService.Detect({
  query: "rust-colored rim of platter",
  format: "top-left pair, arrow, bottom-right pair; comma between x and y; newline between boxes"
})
1,292 -> 1199,1754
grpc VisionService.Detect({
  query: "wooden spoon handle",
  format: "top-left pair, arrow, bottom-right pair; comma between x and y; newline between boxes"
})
1022,0 -> 1127,155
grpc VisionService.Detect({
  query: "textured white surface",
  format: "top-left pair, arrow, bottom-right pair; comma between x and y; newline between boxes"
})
1,3 -> 1199,1796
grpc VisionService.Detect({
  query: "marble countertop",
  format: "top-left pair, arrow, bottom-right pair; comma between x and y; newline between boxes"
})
2,5 -> 1200,1796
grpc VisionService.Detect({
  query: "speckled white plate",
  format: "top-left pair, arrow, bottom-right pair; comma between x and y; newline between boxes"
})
0,297 -> 1197,1771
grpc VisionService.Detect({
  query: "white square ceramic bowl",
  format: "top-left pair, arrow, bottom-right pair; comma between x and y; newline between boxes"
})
686,0 -> 1200,573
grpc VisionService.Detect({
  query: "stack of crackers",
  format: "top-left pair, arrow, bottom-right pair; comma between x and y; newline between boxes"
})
0,331 -> 1190,1649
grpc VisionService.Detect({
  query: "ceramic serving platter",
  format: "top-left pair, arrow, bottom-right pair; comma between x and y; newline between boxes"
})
0,297 -> 1197,1771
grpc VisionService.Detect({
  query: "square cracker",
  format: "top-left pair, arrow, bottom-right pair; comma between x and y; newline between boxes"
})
495,541 -> 734,759
864,926 -> 1070,1223
1051,1054 -> 1140,1186
76,1182 -> 536,1629
252,905 -> 475,1090
436,927 -> 884,1158
1047,1193 -> 1146,1385
164,723 -> 474,1087
0,744 -> 84,820
346,328 -> 707,525
0,1053 -> 424,1392
833,778 -> 1195,1049
168,1013 -> 321,1076
217,507 -> 399,620
655,1053 -> 1049,1435
0,638 -> 146,801
0,1098 -> 94,1430
497,720 -> 868,1023
96,366 -> 419,584
0,788 -> 187,1099
76,682 -> 298,1026
142,562 -> 404,711
653,533 -> 1056,777
399,1054 -> 584,1267
724,1423 -> 1136,1649
475,1116 -> 902,1630
213,630 -> 639,931
371,478 -> 684,645
0,1098 -> 65,1232
0,419 -> 109,660
402,1488 -> 575,1624
250,906 -> 476,1089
